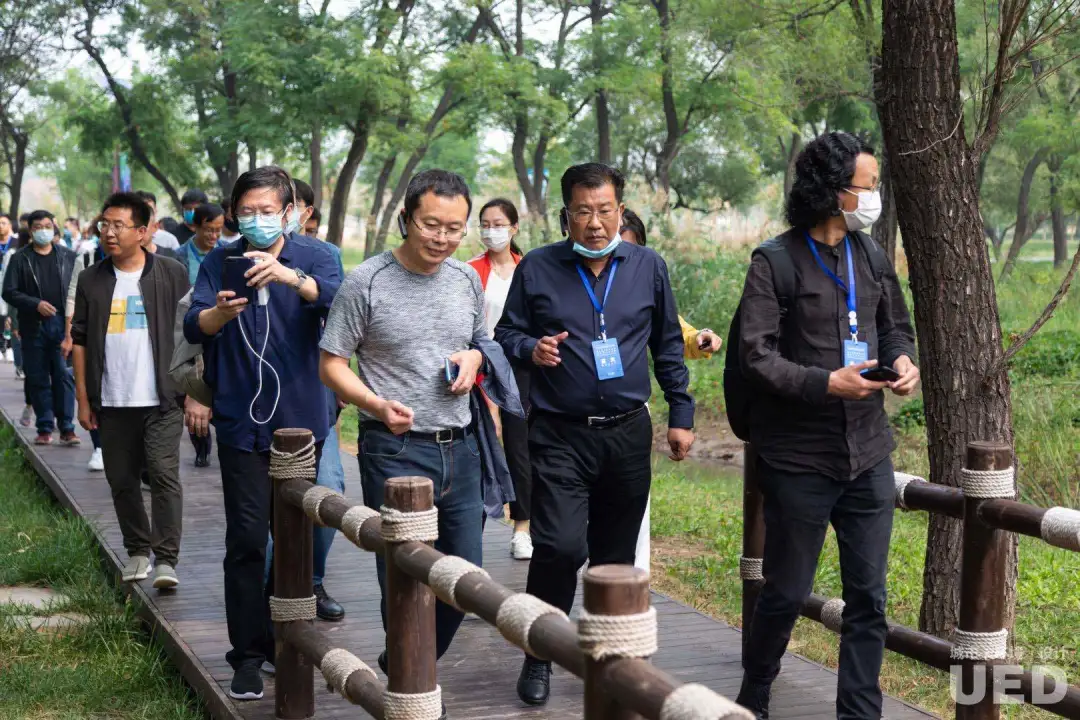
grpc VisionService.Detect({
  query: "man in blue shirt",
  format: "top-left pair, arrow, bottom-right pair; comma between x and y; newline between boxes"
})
495,163 -> 695,706
183,166 -> 341,702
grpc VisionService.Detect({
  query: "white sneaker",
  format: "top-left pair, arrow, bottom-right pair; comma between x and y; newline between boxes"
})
121,555 -> 152,582
152,564 -> 179,589
88,448 -> 104,471
510,531 -> 533,560
3,349 -> 12,362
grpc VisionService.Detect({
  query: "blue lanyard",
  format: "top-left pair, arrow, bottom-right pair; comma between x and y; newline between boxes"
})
575,259 -> 620,340
804,232 -> 858,339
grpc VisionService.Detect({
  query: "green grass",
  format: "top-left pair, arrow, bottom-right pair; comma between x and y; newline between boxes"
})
0,425 -> 203,720
648,462 -> 1080,718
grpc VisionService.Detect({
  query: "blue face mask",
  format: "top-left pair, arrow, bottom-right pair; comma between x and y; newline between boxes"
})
284,208 -> 300,236
239,211 -> 286,249
183,208 -> 196,225
63,229 -> 72,242
32,229 -> 53,246
572,234 -> 622,259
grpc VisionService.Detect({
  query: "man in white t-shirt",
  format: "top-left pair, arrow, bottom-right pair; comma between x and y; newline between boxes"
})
71,192 -> 190,589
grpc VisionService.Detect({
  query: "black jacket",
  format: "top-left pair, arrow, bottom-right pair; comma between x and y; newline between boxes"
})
70,250 -> 190,412
1,244 -> 80,337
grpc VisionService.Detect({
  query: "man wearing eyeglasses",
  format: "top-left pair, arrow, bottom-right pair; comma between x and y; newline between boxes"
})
495,162 -> 695,706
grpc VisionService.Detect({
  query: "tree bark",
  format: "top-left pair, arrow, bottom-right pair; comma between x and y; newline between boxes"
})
653,0 -> 679,199
1050,171 -> 1067,268
877,0 -> 1016,640
781,132 -> 801,198
872,150 -> 899,263
591,0 -> 611,164
324,118 -> 371,248
365,153 -> 398,258
248,140 -> 257,172
999,147 -> 1048,279
2,129 -> 28,220
310,120 -> 322,209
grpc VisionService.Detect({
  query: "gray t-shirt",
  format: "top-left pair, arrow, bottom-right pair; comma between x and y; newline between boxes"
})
321,251 -> 487,432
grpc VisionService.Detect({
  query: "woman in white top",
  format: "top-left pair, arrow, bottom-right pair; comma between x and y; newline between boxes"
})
467,199 -> 532,560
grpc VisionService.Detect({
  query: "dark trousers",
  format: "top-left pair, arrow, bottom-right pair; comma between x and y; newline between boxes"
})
190,430 -> 212,457
98,406 -> 185,566
742,456 -> 895,720
505,363 -> 531,522
359,425 -> 484,660
218,441 -> 323,670
525,410 -> 651,621
23,317 -> 74,434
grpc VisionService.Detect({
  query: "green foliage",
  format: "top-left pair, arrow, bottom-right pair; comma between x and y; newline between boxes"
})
890,398 -> 926,431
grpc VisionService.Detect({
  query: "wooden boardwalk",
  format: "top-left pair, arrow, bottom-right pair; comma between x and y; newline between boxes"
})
0,363 -> 933,720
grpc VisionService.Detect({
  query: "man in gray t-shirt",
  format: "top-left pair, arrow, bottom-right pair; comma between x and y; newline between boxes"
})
320,170 -> 487,694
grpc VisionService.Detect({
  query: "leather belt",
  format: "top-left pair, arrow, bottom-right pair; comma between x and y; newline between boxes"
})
538,405 -> 647,429
361,421 -> 468,444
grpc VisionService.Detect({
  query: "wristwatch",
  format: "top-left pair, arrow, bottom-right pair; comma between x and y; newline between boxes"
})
291,268 -> 308,292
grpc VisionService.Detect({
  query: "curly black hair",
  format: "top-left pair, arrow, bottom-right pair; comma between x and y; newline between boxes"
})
784,132 -> 874,229
620,208 -> 648,247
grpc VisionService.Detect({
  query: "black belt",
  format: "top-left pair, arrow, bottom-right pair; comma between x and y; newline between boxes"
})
360,421 -> 468,444
538,405 -> 647,429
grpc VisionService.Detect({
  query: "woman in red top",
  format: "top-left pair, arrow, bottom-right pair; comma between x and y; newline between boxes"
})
468,199 -> 531,560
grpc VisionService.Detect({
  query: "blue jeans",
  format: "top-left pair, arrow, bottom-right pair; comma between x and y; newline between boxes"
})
264,427 -> 347,586
23,316 -> 75,434
360,425 -> 484,660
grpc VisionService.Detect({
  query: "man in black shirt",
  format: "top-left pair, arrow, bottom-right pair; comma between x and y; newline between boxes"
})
735,132 -> 918,720
174,188 -> 209,245
2,210 -> 81,445
496,163 -> 694,706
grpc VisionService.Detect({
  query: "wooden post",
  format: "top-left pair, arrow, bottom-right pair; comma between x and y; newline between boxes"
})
955,442 -> 1012,720
273,428 -> 315,719
741,443 -> 765,656
583,565 -> 650,720
383,477 -> 438,702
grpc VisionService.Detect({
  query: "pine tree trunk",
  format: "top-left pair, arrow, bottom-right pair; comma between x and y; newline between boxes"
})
877,0 -> 1017,639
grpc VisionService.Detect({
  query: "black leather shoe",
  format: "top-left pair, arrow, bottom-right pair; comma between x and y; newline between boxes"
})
735,676 -> 771,720
194,453 -> 210,468
439,703 -> 447,720
378,650 -> 388,675
314,584 -> 345,622
516,657 -> 550,706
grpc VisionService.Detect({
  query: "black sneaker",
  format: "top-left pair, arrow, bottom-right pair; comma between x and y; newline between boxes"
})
735,676 -> 771,720
229,662 -> 264,701
516,656 -> 551,706
314,583 -> 345,622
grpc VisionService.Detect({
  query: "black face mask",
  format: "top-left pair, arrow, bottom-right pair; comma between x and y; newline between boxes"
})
224,215 -> 240,233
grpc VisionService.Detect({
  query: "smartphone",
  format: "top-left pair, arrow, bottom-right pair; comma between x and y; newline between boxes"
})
222,256 -> 256,305
444,358 -> 460,384
698,336 -> 711,350
860,365 -> 901,382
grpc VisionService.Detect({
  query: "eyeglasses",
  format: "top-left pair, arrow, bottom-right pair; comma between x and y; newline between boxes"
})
569,208 -> 618,224
412,217 -> 467,241
97,220 -> 140,234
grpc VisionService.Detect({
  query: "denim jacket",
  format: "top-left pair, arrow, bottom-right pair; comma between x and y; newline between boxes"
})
470,335 -> 525,518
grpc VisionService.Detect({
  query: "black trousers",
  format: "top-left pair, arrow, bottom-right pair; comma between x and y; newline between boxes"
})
525,410 -> 651,623
218,441 -> 323,670
504,363 -> 531,522
742,456 -> 894,720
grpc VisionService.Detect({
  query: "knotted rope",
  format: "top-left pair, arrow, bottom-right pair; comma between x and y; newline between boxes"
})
660,683 -> 754,720
739,556 -> 764,582
1041,507 -> 1080,552
819,598 -> 845,634
951,628 -> 1008,661
269,438 -> 317,481
380,506 -> 439,543
578,606 -> 658,660
427,555 -> 489,612
893,472 -> 924,510
340,505 -> 381,546
302,485 -> 341,527
961,467 -> 1015,499
496,593 -> 568,657
383,686 -> 442,720
269,595 -> 317,622
320,648 -> 376,701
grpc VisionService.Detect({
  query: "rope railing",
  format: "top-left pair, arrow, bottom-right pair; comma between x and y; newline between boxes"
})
741,441 -> 1080,720
269,428 -> 752,720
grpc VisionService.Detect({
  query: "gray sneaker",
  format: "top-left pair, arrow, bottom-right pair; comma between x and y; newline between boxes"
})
121,555 -> 152,582
19,405 -> 33,427
152,564 -> 179,589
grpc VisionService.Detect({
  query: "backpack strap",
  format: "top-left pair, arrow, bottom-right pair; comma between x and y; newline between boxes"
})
852,230 -> 889,283
753,236 -> 797,317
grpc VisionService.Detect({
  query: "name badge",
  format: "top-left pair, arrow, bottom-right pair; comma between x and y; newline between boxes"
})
592,337 -> 624,380
843,339 -> 869,367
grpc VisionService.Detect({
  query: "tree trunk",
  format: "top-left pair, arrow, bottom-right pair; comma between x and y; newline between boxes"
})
324,119 -> 372,248
877,0 -> 1016,640
781,132 -> 801,197
247,140 -> 257,172
365,154 -> 397,258
999,147 -> 1048,279
1050,171 -> 1067,268
373,151 -> 425,255
310,120 -> 323,209
653,0 -> 679,200
7,132 -> 27,220
591,0 -> 611,164
872,151 -> 899,263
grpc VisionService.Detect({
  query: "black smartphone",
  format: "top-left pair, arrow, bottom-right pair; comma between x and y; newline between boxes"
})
698,336 -> 710,350
222,256 -> 255,304
444,358 -> 460,384
860,365 -> 901,382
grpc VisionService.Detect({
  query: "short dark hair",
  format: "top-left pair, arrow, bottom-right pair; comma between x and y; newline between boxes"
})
293,179 -> 315,208
193,202 -> 224,226
560,163 -> 625,208
479,198 -> 519,226
102,192 -> 152,228
0,213 -> 11,222
181,188 -> 209,206
65,217 -> 79,225
19,213 -> 30,223
785,132 -> 874,229
621,208 -> 648,247
231,166 -> 295,215
135,190 -> 157,206
27,210 -> 54,226
308,206 -> 321,223
16,229 -> 30,247
403,169 -> 472,219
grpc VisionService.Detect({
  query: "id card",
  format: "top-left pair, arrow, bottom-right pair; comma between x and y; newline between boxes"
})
843,339 -> 869,367
592,338 -> 625,380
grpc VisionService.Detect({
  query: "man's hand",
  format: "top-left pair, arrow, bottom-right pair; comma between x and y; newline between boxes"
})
668,427 -> 694,461
828,360 -> 889,400
448,349 -> 484,395
185,395 -> 212,437
214,290 -> 248,321
889,355 -> 920,397
61,334 -> 73,359
244,251 -> 296,289
375,399 -> 415,435
37,300 -> 57,318
532,331 -> 569,367
696,330 -> 722,354
77,401 -> 97,431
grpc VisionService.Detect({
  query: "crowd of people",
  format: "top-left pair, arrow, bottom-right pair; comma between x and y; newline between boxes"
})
0,130 -> 919,720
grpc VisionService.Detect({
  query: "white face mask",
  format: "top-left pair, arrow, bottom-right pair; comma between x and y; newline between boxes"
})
480,227 -> 511,251
842,189 -> 882,231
